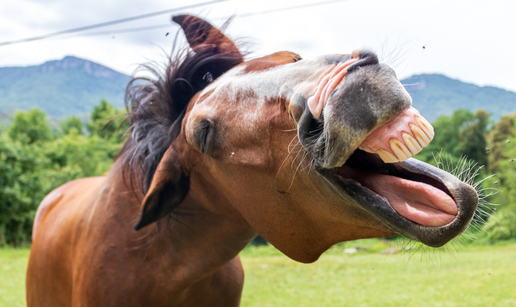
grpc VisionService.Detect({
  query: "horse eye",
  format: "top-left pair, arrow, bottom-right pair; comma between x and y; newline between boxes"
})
203,72 -> 213,83
194,120 -> 213,155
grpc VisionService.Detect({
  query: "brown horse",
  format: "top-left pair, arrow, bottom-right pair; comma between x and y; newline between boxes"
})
26,15 -> 478,306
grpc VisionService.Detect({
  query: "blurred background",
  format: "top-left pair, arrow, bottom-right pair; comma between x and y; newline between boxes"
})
1,0 -> 516,306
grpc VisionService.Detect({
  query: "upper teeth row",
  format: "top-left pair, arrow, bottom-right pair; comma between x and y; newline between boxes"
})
376,117 -> 434,163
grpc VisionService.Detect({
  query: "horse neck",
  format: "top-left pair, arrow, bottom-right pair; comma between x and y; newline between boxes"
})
103,159 -> 256,285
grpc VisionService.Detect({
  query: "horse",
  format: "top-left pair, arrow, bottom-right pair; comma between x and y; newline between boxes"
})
26,15 -> 478,306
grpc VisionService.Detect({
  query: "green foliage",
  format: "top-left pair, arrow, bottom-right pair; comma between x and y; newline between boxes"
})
8,109 -> 51,144
482,197 -> 516,241
416,109 -> 490,170
0,134 -> 48,245
484,210 -> 516,241
87,99 -> 128,146
45,131 -> 116,178
0,100 -> 126,246
460,109 -> 490,167
483,114 -> 516,241
487,114 -> 516,173
60,115 -> 84,135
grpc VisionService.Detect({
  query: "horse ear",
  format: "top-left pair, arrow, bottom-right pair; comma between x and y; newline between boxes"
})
134,148 -> 189,230
172,14 -> 243,60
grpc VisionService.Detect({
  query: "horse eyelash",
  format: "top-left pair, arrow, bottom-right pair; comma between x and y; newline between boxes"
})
203,71 -> 213,83
195,120 -> 213,155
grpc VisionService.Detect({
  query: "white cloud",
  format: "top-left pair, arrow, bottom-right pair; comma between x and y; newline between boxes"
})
0,0 -> 515,92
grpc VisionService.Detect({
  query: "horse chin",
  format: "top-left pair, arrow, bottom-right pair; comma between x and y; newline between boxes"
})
317,149 -> 478,247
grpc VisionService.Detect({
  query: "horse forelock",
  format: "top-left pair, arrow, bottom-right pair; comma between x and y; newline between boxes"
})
119,40 -> 243,195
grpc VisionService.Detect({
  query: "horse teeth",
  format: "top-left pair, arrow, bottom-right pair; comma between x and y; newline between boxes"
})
402,132 -> 422,155
389,139 -> 413,161
376,148 -> 399,163
415,117 -> 434,140
410,123 -> 431,147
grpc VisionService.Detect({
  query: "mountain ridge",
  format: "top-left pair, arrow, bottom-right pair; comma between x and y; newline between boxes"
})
401,74 -> 516,122
0,56 -> 130,117
1,56 -> 516,122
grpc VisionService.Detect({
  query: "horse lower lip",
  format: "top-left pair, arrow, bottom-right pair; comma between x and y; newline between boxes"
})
336,165 -> 458,227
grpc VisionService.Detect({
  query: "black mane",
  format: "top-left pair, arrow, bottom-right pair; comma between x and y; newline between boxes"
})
120,39 -> 243,194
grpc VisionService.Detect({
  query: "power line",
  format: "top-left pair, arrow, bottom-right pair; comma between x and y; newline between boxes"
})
233,0 -> 350,19
56,0 -> 351,39
78,24 -> 173,37
0,0 -> 228,47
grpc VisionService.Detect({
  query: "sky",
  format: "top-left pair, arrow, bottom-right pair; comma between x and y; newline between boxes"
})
1,0 -> 515,92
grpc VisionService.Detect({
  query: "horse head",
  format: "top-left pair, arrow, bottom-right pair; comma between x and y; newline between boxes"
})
130,15 -> 478,263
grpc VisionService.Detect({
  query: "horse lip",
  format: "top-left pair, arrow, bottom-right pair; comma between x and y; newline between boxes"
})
318,158 -> 479,247
388,159 -> 478,246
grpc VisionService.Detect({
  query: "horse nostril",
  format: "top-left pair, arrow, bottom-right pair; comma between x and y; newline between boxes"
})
298,106 -> 324,148
347,51 -> 379,73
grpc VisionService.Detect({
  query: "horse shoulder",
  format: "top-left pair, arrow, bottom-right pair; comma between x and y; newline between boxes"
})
32,177 -> 105,239
27,176 -> 106,307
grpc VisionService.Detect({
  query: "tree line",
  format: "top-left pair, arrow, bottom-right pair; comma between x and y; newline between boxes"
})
0,100 -> 126,245
0,102 -> 515,246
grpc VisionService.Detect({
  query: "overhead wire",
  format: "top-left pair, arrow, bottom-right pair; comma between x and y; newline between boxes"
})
78,24 -> 174,37
77,0 -> 351,37
232,0 -> 350,18
1,0 -> 351,41
0,0 -> 228,47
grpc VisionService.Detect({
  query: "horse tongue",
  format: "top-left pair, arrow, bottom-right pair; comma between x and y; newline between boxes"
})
359,107 -> 435,163
339,166 -> 457,227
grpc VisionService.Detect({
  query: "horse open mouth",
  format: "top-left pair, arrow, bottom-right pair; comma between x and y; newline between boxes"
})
319,149 -> 477,247
337,151 -> 457,227
316,110 -> 478,247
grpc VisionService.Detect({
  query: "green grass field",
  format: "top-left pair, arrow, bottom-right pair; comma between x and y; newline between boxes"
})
2,241 -> 516,306
0,248 -> 29,307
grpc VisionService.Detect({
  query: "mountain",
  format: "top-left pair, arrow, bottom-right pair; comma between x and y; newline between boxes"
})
0,56 -> 130,117
1,57 -> 516,123
401,74 -> 516,122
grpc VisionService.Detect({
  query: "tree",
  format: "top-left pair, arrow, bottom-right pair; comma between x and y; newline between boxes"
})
487,114 -> 516,173
0,133 -> 48,245
416,109 -> 490,169
459,110 -> 490,168
0,101 -> 128,246
486,113 -> 516,205
86,99 -> 128,144
8,109 -> 51,144
60,115 -> 84,135
476,112 -> 516,241
45,130 -> 115,177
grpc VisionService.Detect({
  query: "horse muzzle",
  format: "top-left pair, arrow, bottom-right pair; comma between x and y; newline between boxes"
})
299,54 -> 413,169
296,52 -> 479,247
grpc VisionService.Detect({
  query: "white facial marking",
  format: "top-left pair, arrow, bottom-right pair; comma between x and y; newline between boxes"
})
192,56 -> 340,134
